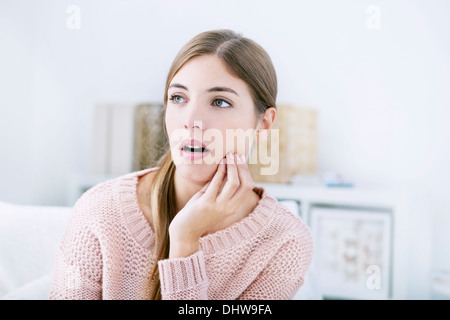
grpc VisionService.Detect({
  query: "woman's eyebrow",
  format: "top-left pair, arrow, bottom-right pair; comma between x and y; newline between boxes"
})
207,87 -> 239,96
168,83 -> 188,90
168,83 -> 239,96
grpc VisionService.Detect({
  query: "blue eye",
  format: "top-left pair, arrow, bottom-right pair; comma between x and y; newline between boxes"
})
169,95 -> 186,103
212,99 -> 231,108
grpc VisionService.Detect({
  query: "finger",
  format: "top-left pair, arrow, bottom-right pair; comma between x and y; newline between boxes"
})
200,180 -> 211,193
230,153 -> 256,201
217,152 -> 240,203
237,153 -> 255,188
204,157 -> 227,199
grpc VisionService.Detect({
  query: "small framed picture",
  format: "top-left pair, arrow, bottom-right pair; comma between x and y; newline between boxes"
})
310,207 -> 392,299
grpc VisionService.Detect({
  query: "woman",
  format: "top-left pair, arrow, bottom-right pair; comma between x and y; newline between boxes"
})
49,29 -> 313,300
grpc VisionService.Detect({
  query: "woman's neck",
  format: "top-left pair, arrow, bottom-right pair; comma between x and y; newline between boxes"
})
173,167 -> 206,213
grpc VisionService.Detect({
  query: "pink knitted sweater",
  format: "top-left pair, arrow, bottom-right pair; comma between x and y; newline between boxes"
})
49,168 -> 313,300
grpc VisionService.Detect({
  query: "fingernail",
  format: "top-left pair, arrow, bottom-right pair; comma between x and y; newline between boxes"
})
240,154 -> 246,163
235,153 -> 243,164
227,152 -> 234,163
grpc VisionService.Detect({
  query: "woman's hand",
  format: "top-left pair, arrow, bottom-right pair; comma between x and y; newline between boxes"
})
168,152 -> 256,258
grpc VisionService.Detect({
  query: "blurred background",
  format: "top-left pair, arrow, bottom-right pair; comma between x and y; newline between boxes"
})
1,0 -> 449,299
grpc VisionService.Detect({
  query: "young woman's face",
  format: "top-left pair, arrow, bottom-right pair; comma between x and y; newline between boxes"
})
165,54 -> 259,181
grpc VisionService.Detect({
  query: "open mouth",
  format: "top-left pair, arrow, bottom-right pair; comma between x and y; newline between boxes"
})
181,145 -> 210,153
178,138 -> 213,162
180,139 -> 211,153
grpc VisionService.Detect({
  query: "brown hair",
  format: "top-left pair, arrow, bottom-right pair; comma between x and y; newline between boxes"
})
148,29 -> 277,299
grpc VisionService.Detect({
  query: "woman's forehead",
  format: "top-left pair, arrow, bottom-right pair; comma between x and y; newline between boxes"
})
170,55 -> 250,96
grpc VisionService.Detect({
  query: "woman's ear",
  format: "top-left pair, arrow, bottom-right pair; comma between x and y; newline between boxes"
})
254,107 -> 276,143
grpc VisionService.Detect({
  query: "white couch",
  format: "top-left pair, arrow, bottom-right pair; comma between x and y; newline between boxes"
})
0,201 -> 72,299
0,200 -> 320,300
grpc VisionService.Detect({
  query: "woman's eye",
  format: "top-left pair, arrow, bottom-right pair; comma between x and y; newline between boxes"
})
212,99 -> 231,108
170,95 -> 186,103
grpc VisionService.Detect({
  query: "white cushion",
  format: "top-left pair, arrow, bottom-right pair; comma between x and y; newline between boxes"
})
293,268 -> 323,300
0,274 -> 52,300
0,201 -> 71,299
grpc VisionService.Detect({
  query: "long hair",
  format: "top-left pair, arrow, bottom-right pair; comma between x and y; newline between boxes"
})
148,29 -> 277,299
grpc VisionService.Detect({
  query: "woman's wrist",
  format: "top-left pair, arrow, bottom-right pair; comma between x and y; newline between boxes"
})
168,236 -> 200,259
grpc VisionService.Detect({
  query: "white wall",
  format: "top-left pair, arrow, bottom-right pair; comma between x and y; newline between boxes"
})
1,0 -> 449,291
0,2 -> 35,203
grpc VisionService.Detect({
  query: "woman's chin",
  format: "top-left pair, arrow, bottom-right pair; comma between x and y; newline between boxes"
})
173,151 -> 223,167
175,161 -> 219,180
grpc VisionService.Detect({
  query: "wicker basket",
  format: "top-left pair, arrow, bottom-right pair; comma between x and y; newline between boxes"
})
248,105 -> 318,183
132,103 -> 168,171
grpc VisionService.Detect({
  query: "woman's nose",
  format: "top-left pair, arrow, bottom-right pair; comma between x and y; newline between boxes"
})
184,121 -> 202,130
184,103 -> 205,130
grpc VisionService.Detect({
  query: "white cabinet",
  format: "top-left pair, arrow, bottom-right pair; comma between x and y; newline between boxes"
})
256,182 -> 431,299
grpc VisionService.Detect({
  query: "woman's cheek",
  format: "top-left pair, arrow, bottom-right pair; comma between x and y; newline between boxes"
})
223,128 -> 253,159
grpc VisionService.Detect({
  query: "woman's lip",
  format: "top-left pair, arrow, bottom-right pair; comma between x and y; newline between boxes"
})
180,139 -> 207,149
179,149 -> 211,161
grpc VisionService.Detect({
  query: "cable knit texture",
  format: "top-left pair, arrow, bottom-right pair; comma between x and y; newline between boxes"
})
49,168 -> 313,300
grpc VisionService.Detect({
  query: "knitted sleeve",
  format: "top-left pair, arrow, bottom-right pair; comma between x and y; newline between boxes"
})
238,235 -> 313,300
48,198 -> 103,300
158,250 -> 209,300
